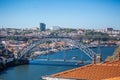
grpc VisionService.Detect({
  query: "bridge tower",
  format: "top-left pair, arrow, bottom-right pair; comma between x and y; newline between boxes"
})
96,54 -> 102,63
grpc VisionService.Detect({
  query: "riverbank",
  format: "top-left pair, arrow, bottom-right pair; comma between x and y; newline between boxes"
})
0,59 -> 29,72
31,46 -> 73,58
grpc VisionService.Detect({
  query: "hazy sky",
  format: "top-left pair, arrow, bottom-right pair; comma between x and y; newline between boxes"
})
0,0 -> 120,29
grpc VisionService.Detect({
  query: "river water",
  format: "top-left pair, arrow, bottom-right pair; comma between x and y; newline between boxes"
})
0,46 -> 116,80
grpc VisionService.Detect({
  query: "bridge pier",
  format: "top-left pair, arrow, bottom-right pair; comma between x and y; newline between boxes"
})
92,55 -> 96,64
96,54 -> 102,63
92,54 -> 102,64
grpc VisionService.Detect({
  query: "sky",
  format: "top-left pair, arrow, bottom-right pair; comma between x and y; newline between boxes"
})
0,0 -> 120,29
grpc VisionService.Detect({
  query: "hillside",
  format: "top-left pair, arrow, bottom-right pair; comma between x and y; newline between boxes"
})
106,45 -> 120,61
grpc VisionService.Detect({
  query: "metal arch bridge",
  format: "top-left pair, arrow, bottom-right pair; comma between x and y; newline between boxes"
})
17,37 -> 99,62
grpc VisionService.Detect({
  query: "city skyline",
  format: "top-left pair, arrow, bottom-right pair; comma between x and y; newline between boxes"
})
0,0 -> 120,29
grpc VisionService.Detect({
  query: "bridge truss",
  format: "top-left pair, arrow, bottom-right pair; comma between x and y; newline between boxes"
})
17,37 -> 101,63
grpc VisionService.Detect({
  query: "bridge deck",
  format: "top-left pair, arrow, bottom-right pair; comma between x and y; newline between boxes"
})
29,59 -> 91,66
30,58 -> 91,63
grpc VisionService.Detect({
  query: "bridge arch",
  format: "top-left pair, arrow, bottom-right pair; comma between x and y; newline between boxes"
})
17,37 -> 99,62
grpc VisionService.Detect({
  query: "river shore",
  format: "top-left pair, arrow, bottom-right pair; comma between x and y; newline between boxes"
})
0,59 -> 29,72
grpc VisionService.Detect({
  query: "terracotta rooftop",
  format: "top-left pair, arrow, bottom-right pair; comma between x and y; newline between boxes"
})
51,60 -> 120,80
103,77 -> 120,80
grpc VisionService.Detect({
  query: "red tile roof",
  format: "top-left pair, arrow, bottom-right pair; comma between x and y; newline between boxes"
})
52,60 -> 120,80
103,77 -> 120,80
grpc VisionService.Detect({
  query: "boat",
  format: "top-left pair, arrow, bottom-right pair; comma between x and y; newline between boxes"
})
72,56 -> 77,60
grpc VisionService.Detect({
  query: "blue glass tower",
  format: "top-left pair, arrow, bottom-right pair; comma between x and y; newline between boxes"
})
40,23 -> 46,31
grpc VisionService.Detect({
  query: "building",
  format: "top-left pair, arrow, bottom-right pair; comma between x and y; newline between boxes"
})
30,27 -> 39,31
42,60 -> 120,80
51,26 -> 61,31
106,28 -> 113,31
40,23 -> 46,31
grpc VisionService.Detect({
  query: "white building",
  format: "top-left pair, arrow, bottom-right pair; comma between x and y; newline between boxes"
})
51,26 -> 61,31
